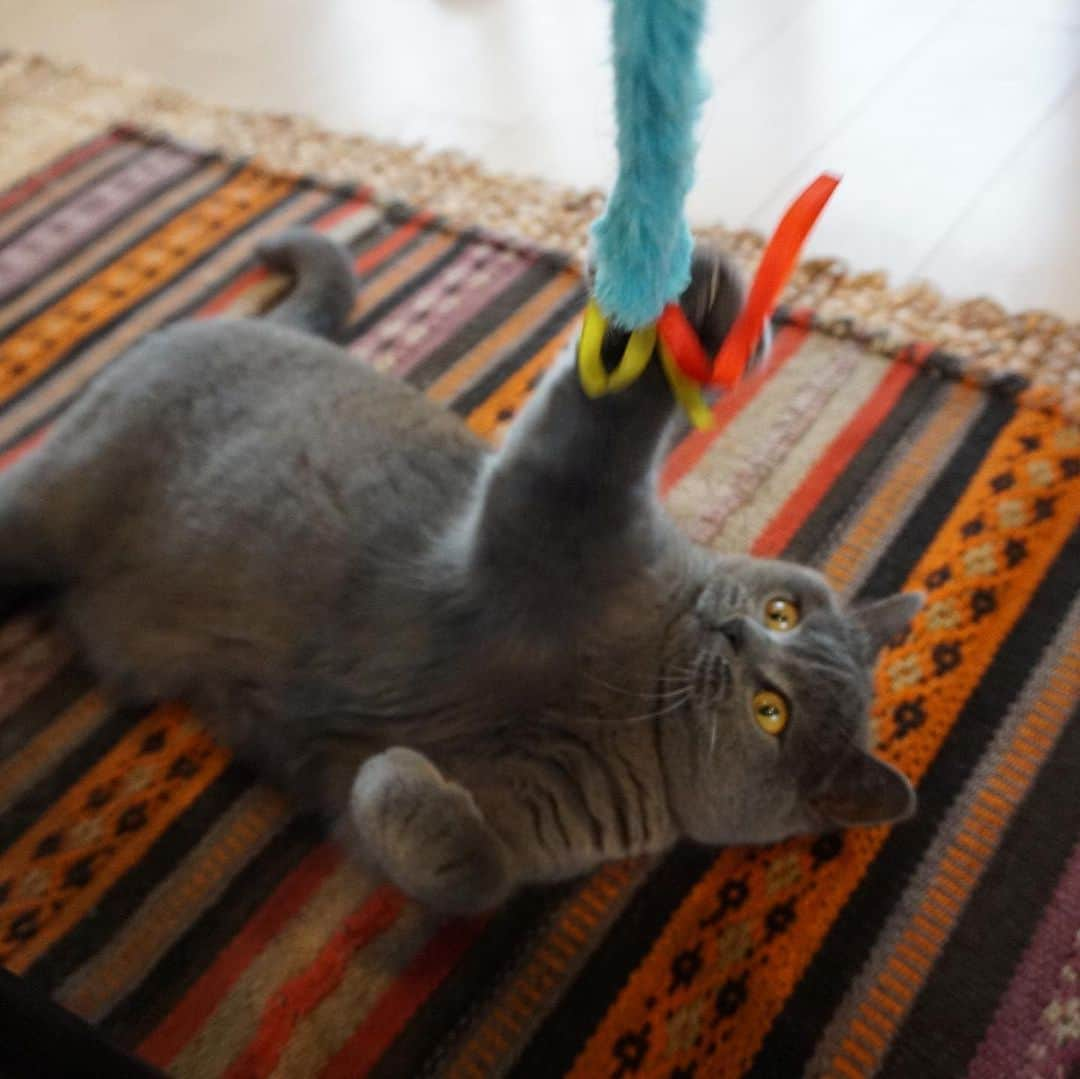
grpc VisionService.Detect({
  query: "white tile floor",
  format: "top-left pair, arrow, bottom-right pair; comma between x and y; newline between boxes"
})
3,0 -> 1080,318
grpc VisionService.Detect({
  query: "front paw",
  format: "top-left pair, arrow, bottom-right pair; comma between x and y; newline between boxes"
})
349,747 -> 509,915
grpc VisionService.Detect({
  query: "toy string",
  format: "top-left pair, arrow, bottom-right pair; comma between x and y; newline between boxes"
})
579,172 -> 840,428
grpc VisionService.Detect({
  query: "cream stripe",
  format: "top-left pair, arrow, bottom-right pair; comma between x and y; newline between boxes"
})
324,203 -> 382,246
267,901 -> 436,1079
55,785 -> 290,1022
169,860 -> 376,1079
0,692 -> 109,813
0,161 -> 230,331
0,188 -> 327,447
822,381 -> 983,597
666,336 -> 889,553
807,597 -> 1080,1078
0,140 -> 143,245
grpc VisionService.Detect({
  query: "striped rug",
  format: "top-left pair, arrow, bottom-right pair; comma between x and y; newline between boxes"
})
0,127 -> 1077,1079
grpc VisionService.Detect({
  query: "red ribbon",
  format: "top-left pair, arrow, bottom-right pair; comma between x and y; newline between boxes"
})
659,172 -> 840,387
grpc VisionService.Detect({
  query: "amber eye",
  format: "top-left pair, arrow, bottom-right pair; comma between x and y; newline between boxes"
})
752,690 -> 790,736
764,596 -> 800,632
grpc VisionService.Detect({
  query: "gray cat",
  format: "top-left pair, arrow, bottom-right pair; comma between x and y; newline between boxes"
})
0,230 -> 919,914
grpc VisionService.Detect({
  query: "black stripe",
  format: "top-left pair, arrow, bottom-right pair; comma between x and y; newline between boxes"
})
0,661 -> 97,764
23,762 -> 253,995
0,140 -> 150,251
0,159 -> 239,341
881,698 -> 1080,1078
0,185 -> 317,452
749,523 -> 1080,1077
511,372 -> 1014,1072
450,287 -> 586,416
783,371 -> 948,565
557,727 -> 633,851
854,394 -> 1016,600
0,965 -> 163,1079
99,812 -> 321,1049
541,787 -> 574,851
343,232 -> 475,344
521,796 -> 554,857
0,703 -> 136,856
407,255 -> 567,391
367,881 -> 579,1079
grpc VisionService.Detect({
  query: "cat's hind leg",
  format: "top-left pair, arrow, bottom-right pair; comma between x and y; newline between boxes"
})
347,747 -> 511,914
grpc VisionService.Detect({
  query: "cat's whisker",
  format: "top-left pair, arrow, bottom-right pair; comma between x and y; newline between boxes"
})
612,687 -> 694,726
583,670 -> 691,703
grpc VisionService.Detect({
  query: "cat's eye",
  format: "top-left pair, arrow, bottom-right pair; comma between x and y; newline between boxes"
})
764,596 -> 800,632
752,690 -> 790,736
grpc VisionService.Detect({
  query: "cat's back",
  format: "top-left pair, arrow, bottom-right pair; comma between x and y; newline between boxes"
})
19,315 -> 487,574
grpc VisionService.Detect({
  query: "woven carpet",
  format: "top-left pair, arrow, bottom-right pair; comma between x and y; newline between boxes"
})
0,127 -> 1077,1079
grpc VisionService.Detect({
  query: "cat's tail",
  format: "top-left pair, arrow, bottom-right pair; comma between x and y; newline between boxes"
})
257,228 -> 358,342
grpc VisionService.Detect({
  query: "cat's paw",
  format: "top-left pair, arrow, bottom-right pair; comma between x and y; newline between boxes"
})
349,747 -> 509,915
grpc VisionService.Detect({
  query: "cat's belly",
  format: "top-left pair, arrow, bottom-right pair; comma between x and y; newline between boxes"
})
21,318 -> 486,689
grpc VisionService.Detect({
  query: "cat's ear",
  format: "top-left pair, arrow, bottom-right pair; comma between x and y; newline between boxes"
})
853,592 -> 924,654
810,747 -> 916,827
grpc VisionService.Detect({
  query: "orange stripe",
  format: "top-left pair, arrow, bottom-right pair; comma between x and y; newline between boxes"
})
428,271 -> 581,403
139,842 -> 342,1068
318,913 -> 488,1079
354,212 -> 435,276
752,350 -> 921,557
833,1053 -> 865,1079
467,319 -> 579,441
659,324 -> 810,495
0,704 -> 227,975
222,885 -> 405,1079
0,168 -> 294,406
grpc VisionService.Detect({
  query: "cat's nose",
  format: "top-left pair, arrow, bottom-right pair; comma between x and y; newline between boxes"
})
715,616 -> 747,654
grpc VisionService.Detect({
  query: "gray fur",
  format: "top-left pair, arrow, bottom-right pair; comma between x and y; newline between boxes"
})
0,229 -> 918,913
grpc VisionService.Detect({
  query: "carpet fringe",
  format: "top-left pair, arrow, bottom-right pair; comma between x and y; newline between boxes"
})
0,51 -> 1076,415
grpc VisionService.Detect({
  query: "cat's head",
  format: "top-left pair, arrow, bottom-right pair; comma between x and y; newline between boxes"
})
662,554 -> 920,845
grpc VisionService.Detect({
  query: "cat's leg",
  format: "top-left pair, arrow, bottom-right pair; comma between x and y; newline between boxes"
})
468,250 -> 745,613
347,746 -> 512,914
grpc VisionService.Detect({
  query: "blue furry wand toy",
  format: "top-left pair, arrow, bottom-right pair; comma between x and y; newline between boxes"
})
580,0 -> 840,428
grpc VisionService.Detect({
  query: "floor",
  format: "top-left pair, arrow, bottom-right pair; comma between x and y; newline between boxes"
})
2,0 -> 1080,319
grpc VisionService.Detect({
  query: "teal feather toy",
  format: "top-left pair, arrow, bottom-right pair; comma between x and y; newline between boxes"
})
581,0 -> 839,428
590,0 -> 708,330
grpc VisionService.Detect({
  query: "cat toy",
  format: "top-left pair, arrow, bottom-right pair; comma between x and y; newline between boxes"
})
579,0 -> 839,427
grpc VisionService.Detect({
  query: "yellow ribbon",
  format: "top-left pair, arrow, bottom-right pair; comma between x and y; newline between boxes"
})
576,298 -> 713,429
659,340 -> 714,430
